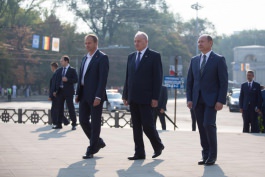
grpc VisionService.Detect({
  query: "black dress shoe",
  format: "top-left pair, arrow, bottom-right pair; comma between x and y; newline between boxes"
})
64,121 -> 70,126
93,141 -> 106,154
128,155 -> 146,160
198,159 -> 207,165
52,125 -> 62,129
72,125 -> 76,130
205,158 -> 216,166
152,145 -> 165,158
82,153 -> 94,159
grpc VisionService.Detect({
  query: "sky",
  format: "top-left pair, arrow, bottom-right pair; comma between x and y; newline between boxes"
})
51,0 -> 265,36
166,0 -> 265,35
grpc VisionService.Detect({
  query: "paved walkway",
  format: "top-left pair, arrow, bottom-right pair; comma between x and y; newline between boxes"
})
0,123 -> 265,177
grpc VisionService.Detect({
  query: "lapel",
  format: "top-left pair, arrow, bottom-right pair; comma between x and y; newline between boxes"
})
195,55 -> 201,75
86,50 -> 100,73
131,52 -> 137,72
80,56 -> 87,75
201,51 -> 214,78
135,48 -> 150,72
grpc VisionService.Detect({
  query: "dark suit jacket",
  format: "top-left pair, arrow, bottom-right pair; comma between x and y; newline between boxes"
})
76,50 -> 109,104
239,81 -> 262,110
55,66 -> 78,95
186,51 -> 228,108
122,48 -> 163,104
158,86 -> 168,110
49,71 -> 57,99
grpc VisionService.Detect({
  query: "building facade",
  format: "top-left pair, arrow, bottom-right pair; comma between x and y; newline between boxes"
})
232,45 -> 265,86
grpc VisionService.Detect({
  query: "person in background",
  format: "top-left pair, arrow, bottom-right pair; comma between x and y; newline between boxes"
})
153,85 -> 168,130
12,84 -> 17,98
54,55 -> 78,130
239,70 -> 262,133
260,86 -> 265,133
48,62 -> 69,126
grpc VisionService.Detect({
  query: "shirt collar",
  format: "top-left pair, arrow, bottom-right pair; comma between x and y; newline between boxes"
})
201,50 -> 212,59
65,64 -> 70,69
138,47 -> 148,55
249,80 -> 253,85
87,49 -> 98,58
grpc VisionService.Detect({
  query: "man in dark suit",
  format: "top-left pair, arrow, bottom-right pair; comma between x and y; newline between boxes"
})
239,70 -> 262,133
75,34 -> 109,159
53,55 -> 78,130
153,85 -> 168,130
261,86 -> 265,132
49,62 -> 69,126
186,34 -> 228,166
123,31 -> 164,160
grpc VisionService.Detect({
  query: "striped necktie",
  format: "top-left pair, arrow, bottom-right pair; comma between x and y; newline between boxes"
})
200,55 -> 206,75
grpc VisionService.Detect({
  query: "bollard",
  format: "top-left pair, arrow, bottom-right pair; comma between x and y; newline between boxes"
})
114,111 -> 119,128
18,109 -> 22,123
48,109 -> 52,125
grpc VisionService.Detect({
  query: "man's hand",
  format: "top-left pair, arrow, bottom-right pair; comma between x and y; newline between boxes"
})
240,108 -> 243,113
93,98 -> 101,107
160,109 -> 165,114
48,97 -> 52,101
187,101 -> 193,109
62,77 -> 68,82
75,96 -> 79,103
123,99 -> 128,106
215,102 -> 223,111
151,100 -> 158,108
53,92 -> 56,97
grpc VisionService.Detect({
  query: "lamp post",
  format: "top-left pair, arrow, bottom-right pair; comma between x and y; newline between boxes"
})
191,2 -> 203,55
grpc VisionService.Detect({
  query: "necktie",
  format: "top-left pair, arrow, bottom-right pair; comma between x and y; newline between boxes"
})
200,55 -> 206,75
248,83 -> 251,90
135,52 -> 141,70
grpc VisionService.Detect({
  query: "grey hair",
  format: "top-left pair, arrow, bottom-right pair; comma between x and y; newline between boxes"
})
135,31 -> 148,41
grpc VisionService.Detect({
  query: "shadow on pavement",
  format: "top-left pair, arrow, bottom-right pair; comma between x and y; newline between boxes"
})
202,164 -> 227,177
31,125 -> 52,133
57,157 -> 102,177
117,159 -> 164,177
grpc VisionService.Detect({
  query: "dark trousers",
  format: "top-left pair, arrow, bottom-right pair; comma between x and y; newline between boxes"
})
194,94 -> 217,160
51,97 -> 69,125
190,108 -> 197,131
130,102 -> 163,156
153,108 -> 166,130
79,98 -> 104,154
242,105 -> 259,133
57,88 -> 76,126
262,108 -> 265,132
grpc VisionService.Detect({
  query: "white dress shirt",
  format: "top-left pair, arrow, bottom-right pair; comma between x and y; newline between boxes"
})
81,49 -> 98,85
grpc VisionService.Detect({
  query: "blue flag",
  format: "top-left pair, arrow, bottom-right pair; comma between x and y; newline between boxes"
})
32,34 -> 40,48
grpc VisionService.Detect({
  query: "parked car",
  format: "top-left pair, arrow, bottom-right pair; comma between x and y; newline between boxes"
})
227,91 -> 240,112
226,88 -> 240,105
103,92 -> 129,112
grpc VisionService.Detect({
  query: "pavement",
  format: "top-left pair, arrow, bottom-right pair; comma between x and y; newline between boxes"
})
1,122 -> 265,177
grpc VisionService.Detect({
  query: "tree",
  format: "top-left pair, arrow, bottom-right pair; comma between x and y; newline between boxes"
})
177,18 -> 217,56
56,0 -> 168,46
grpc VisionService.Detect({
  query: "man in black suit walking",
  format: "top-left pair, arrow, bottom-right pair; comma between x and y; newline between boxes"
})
49,62 -> 69,127
186,34 -> 228,165
53,55 -> 78,130
153,85 -> 168,130
75,34 -> 109,159
123,31 -> 164,160
239,70 -> 262,133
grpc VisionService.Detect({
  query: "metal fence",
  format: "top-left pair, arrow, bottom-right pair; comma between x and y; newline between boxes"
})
0,108 -> 132,128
